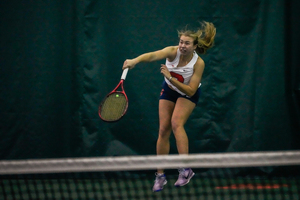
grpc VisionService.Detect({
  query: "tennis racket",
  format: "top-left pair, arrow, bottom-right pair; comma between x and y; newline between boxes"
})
98,68 -> 129,122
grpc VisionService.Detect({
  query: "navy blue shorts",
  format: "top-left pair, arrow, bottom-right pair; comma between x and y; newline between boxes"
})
159,81 -> 201,104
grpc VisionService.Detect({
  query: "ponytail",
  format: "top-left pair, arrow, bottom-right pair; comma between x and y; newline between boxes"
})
178,21 -> 216,54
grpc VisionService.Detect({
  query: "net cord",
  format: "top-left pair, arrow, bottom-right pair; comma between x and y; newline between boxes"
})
1,151 -> 300,175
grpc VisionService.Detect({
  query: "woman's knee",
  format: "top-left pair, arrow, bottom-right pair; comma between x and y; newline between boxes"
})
158,125 -> 171,138
171,118 -> 184,132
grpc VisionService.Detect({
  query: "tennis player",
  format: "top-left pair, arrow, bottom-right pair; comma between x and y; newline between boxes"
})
122,21 -> 216,192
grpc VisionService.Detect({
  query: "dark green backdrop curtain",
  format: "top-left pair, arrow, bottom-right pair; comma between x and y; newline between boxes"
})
285,0 -> 300,148
0,1 -> 81,159
0,0 -> 299,160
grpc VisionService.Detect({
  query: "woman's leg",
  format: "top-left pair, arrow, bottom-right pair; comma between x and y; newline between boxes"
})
171,97 -> 196,187
156,99 -> 175,173
152,99 -> 175,192
171,97 -> 196,154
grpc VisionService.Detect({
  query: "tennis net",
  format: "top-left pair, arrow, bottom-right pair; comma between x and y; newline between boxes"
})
1,151 -> 300,200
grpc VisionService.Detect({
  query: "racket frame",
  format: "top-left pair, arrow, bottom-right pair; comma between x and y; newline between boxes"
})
98,69 -> 129,122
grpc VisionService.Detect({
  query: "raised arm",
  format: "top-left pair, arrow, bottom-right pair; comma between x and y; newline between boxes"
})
122,46 -> 178,70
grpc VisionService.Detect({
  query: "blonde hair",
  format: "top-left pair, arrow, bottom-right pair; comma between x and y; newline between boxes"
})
178,21 -> 216,54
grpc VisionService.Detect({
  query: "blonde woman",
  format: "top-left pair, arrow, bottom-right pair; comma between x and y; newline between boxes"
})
122,21 -> 216,192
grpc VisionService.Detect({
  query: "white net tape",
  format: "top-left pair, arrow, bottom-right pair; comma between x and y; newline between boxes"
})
1,150 -> 300,174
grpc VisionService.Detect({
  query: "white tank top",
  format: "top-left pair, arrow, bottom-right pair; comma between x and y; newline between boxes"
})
164,49 -> 200,96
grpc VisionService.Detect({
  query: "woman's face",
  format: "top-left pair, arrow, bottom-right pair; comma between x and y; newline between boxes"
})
178,35 -> 196,55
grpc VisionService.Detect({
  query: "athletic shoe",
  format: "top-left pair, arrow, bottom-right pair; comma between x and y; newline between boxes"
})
152,173 -> 167,192
174,168 -> 195,187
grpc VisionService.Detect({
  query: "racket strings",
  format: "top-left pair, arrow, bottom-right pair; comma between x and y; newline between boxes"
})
100,93 -> 127,121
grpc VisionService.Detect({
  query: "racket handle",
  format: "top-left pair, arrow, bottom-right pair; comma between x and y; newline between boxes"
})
121,68 -> 129,80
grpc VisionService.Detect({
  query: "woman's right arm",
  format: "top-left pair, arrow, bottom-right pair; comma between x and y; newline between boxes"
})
122,46 -> 177,70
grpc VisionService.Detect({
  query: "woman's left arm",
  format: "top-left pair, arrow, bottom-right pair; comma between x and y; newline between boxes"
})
160,58 -> 205,96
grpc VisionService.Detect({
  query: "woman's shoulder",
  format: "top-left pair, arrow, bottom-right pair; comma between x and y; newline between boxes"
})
195,56 -> 205,68
164,46 -> 178,53
164,46 -> 179,61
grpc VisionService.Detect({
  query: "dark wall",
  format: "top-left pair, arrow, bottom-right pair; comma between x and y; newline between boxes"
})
0,0 -> 299,159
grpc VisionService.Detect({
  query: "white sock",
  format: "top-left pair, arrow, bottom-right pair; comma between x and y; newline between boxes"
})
157,173 -> 164,176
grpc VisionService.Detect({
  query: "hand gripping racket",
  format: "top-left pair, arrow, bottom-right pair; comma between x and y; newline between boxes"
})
98,68 -> 129,122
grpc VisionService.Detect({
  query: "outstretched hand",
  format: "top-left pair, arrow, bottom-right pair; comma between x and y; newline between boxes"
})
160,64 -> 171,79
122,59 -> 136,70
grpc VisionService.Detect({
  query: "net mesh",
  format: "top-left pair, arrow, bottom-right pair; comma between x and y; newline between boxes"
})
99,92 -> 127,121
1,151 -> 300,200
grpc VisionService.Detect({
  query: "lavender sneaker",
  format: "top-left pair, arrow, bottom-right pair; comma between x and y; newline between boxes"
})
152,173 -> 167,192
174,168 -> 195,187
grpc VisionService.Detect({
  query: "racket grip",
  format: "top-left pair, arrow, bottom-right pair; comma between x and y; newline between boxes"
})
121,68 -> 129,80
